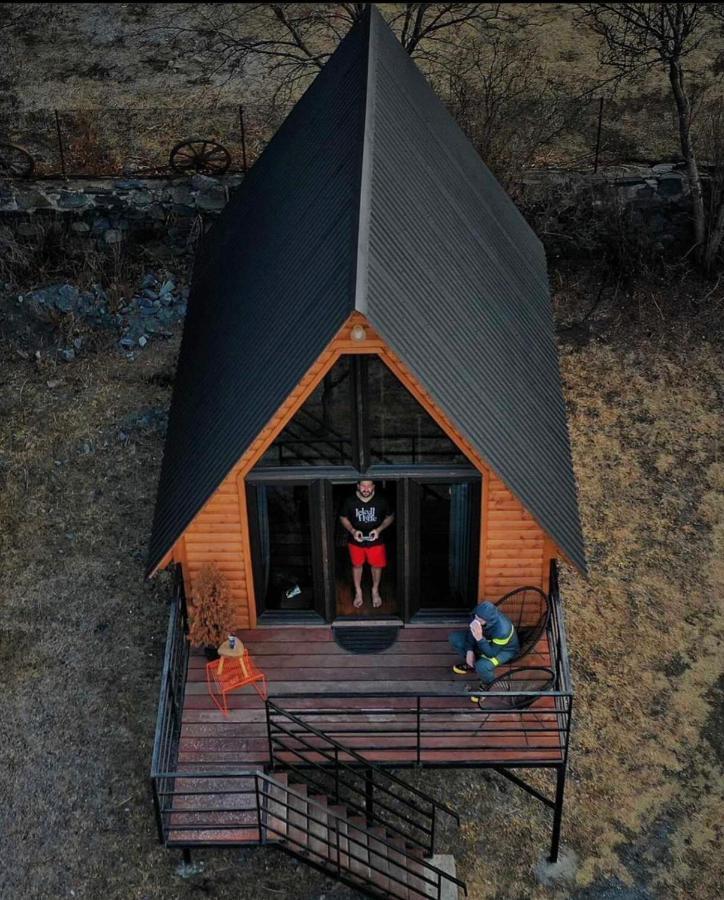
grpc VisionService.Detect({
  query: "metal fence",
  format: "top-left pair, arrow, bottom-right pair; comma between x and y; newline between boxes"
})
0,103 -> 284,177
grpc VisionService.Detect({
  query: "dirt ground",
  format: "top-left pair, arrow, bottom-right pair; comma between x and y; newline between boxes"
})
0,245 -> 721,900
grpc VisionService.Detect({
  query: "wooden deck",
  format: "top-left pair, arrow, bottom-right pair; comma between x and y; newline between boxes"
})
178,626 -> 565,770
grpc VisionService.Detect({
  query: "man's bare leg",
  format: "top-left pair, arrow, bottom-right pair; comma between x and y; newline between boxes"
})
352,566 -> 364,607
371,566 -> 383,608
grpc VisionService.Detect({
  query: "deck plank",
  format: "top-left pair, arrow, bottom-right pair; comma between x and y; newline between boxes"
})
178,625 -> 564,773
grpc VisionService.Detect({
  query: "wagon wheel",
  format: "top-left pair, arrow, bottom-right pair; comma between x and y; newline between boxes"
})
0,143 -> 35,178
169,139 -> 231,175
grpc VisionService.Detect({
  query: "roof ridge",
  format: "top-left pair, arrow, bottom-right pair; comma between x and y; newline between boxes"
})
353,4 -> 379,316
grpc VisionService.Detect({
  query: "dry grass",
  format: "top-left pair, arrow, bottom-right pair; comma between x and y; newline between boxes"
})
0,260 -> 722,899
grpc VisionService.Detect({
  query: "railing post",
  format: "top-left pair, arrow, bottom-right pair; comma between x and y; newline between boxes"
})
150,777 -> 165,845
365,769 -> 374,827
549,764 -> 566,862
334,746 -> 340,803
429,807 -> 436,857
254,773 -> 263,843
265,700 -> 274,768
416,696 -> 421,766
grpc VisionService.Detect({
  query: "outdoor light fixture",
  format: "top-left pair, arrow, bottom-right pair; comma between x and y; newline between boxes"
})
351,325 -> 367,341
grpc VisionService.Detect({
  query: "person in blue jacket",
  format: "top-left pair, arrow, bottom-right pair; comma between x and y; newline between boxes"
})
449,601 -> 520,700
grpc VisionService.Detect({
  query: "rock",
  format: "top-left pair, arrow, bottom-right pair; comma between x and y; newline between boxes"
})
73,337 -> 83,350
129,189 -> 153,207
159,279 -> 175,295
59,348 -> 75,362
142,288 -> 158,300
70,221 -> 91,234
119,336 -> 136,350
138,335 -> 147,347
58,191 -> 91,209
196,185 -> 227,211
191,174 -> 218,191
103,229 -> 123,245
652,163 -> 675,174
142,273 -> 158,289
114,179 -> 144,190
15,189 -> 53,210
55,284 -> 79,312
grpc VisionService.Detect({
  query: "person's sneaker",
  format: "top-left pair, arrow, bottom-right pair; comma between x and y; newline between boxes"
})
452,663 -> 475,675
465,683 -> 486,703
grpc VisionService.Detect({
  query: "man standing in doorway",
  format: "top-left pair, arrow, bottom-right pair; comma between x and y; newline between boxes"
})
339,480 -> 394,609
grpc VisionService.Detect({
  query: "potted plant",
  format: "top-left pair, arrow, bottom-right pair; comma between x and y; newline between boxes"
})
187,563 -> 237,658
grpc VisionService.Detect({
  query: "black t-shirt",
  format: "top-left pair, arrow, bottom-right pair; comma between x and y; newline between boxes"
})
340,492 -> 390,546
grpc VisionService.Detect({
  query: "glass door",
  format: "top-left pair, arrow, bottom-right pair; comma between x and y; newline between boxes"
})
248,482 -> 325,620
332,480 -> 400,619
409,478 -> 481,619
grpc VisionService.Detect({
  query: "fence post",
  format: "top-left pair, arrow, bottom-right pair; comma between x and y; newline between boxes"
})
239,104 -> 248,173
593,97 -> 604,174
54,109 -> 67,180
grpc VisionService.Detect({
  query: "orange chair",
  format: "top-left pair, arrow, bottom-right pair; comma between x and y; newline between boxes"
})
206,641 -> 268,715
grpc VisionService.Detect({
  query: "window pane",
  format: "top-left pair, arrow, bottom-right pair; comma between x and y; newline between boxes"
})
257,356 -> 353,467
255,484 -> 316,611
367,357 -> 467,465
418,481 -> 481,610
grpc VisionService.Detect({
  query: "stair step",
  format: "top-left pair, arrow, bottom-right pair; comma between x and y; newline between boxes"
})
307,794 -> 330,861
262,773 -> 289,843
286,784 -> 309,853
347,817 -> 371,883
367,825 -> 391,894
386,836 -> 411,900
167,774 -> 262,845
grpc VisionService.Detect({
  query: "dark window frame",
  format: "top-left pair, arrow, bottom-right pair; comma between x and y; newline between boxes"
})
248,352 -> 481,623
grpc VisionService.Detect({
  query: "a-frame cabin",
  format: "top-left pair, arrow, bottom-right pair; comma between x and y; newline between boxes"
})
148,7 -> 585,895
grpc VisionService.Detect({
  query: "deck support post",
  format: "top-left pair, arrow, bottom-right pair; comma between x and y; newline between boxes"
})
182,848 -> 192,866
549,764 -> 566,863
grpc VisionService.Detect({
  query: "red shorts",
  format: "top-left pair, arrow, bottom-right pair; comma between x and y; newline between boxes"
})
348,543 -> 387,568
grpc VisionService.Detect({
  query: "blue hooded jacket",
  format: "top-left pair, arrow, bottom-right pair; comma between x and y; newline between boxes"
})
472,601 -> 519,659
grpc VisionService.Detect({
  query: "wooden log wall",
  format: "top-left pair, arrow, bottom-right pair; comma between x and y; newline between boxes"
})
168,312 -> 557,626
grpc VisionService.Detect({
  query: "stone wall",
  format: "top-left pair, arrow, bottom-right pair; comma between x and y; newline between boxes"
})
0,163 -> 696,252
0,173 -> 243,252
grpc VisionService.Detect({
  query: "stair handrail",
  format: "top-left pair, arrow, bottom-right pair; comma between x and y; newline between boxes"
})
267,700 -> 460,824
256,772 -> 468,899
267,715 -> 435,851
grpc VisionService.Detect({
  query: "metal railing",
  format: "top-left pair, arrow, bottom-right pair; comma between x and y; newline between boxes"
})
266,700 -> 460,857
268,592 -> 573,766
150,570 -> 191,843
257,772 -> 467,900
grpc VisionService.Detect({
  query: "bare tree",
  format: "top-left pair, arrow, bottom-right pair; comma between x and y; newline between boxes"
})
577,3 -> 724,270
156,3 -> 507,101
442,29 -> 595,186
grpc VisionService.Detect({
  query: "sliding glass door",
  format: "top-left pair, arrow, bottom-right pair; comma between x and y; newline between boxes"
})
408,478 -> 481,619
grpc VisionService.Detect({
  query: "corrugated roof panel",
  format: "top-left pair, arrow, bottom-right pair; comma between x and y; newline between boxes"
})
146,17 -> 368,574
362,8 -> 586,572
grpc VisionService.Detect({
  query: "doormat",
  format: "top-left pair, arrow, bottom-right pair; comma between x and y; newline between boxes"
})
333,626 -> 400,654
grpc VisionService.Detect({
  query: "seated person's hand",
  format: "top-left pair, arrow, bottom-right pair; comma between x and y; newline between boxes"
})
466,650 -> 475,669
354,530 -> 365,542
469,619 -> 483,641
368,529 -> 378,541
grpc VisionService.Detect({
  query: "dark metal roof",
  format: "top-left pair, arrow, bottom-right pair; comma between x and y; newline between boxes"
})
147,6 -> 586,577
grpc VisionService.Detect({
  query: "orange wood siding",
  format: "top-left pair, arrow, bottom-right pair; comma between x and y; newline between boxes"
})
166,312 -> 560,624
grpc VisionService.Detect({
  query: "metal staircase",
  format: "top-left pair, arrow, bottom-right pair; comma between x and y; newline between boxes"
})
261,701 -> 466,898
259,770 -> 465,899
